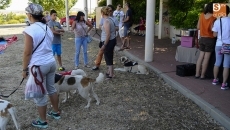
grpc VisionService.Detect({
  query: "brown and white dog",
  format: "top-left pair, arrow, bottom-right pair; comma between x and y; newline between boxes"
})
55,69 -> 87,103
55,73 -> 104,108
0,99 -> 20,130
114,56 -> 149,75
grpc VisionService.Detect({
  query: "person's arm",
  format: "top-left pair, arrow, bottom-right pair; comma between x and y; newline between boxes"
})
99,18 -> 103,29
85,21 -> 93,34
212,20 -> 218,37
57,22 -> 65,32
48,22 -> 62,35
101,20 -> 110,50
71,21 -> 76,31
197,15 -> 201,29
22,33 -> 33,78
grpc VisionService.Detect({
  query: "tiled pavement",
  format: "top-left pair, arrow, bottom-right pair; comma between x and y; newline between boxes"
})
90,29 -> 230,129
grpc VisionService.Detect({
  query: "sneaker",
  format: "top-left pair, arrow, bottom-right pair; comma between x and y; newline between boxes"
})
92,66 -> 99,70
47,111 -> 61,120
84,65 -> 91,68
212,79 -> 219,85
58,67 -> 65,71
32,118 -> 48,129
74,66 -> 79,70
221,83 -> 229,90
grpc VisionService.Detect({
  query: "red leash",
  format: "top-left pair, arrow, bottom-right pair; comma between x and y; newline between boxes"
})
31,66 -> 45,94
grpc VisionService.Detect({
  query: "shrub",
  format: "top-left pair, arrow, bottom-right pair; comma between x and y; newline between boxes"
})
19,18 -> 25,23
14,15 -> 26,21
7,20 -> 20,24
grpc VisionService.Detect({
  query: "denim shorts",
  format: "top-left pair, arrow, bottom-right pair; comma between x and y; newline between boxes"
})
123,23 -> 132,37
52,44 -> 62,56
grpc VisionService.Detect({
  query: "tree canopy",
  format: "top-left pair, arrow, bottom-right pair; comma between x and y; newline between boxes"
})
168,0 -> 228,29
29,0 -> 77,17
98,0 -> 230,29
0,0 -> 11,9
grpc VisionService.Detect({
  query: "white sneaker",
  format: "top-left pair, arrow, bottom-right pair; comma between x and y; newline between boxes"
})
84,65 -> 90,68
74,66 -> 78,69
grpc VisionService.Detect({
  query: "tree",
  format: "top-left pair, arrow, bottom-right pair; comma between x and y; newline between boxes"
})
0,0 -> 11,9
98,0 -> 151,24
29,0 -> 78,18
168,0 -> 229,29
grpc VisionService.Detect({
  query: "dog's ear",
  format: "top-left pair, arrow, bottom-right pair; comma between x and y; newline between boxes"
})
120,56 -> 126,63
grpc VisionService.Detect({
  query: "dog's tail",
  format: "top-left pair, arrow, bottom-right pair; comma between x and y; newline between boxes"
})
95,73 -> 104,83
8,105 -> 20,130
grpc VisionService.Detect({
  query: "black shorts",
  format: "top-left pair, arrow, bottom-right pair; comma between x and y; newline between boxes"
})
104,38 -> 116,65
199,37 -> 216,52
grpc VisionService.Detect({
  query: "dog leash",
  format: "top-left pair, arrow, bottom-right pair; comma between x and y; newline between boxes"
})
0,78 -> 24,98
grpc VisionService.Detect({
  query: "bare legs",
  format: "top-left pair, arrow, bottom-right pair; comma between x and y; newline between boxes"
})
107,65 -> 114,77
195,51 -> 211,78
223,68 -> 229,84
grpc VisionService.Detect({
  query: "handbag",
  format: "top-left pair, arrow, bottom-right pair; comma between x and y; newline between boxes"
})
80,23 -> 92,43
220,18 -> 230,54
99,41 -> 104,48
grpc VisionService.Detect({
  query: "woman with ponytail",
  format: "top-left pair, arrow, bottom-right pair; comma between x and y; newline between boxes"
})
22,3 -> 60,129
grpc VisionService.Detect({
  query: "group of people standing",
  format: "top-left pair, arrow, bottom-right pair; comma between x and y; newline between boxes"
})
195,2 -> 230,90
21,2 -> 134,129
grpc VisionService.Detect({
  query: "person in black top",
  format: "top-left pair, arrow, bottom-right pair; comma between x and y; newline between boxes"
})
120,3 -> 133,50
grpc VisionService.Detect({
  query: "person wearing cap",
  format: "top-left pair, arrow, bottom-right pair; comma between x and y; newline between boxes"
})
23,3 -> 60,129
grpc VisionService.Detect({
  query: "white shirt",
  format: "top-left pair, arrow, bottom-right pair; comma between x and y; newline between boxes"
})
23,22 -> 55,67
212,17 -> 230,46
113,10 -> 124,28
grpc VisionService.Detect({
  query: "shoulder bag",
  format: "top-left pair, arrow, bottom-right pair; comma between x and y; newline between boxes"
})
220,18 -> 230,54
80,23 -> 92,43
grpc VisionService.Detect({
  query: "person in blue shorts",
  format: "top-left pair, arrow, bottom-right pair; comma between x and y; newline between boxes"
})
120,3 -> 133,50
48,9 -> 65,71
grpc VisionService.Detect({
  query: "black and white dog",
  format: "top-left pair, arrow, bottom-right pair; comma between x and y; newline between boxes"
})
114,56 -> 149,75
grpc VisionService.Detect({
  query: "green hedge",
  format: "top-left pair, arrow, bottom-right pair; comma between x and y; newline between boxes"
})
0,13 -> 27,25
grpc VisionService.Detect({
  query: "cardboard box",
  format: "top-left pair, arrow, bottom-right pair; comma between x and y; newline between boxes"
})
181,36 -> 194,48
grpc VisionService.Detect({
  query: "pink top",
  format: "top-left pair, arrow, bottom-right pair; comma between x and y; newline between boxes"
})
74,21 -> 88,38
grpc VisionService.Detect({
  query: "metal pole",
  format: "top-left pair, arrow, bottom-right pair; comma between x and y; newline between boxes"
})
158,0 -> 163,39
84,0 -> 88,21
107,0 -> 112,5
65,0 -> 69,30
145,0 -> 155,62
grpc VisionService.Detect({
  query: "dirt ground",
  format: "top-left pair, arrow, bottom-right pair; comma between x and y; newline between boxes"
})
0,26 -> 226,130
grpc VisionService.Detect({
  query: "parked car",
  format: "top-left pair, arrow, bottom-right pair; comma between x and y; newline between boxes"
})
60,15 -> 76,26
25,18 -> 30,26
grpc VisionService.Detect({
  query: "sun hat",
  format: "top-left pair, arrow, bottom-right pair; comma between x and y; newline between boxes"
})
25,3 -> 43,15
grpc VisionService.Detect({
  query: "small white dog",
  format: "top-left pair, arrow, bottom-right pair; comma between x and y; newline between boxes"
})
55,73 -> 104,108
114,56 -> 149,75
0,99 -> 20,130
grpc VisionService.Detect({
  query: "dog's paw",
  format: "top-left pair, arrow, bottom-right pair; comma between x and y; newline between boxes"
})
62,99 -> 67,103
72,90 -> 77,94
96,101 -> 100,105
84,105 -> 90,108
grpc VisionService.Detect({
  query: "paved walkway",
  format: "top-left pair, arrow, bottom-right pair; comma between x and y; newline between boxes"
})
90,29 -> 230,129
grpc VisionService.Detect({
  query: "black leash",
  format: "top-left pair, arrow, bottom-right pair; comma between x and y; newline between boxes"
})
0,78 -> 24,98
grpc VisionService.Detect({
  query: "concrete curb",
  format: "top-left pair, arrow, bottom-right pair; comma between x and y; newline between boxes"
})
91,36 -> 230,129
